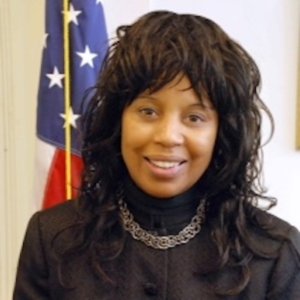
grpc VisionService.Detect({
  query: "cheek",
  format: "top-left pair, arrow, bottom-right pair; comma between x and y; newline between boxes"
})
121,115 -> 146,163
122,122 -> 143,150
189,130 -> 218,161
122,114 -> 152,148
121,118 -> 131,158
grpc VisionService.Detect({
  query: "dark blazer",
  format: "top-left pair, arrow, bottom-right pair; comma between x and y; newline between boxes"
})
13,200 -> 300,300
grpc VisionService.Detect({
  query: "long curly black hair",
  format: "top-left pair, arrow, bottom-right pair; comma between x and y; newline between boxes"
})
56,11 -> 279,295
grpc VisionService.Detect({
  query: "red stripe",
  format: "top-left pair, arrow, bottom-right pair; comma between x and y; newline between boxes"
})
42,149 -> 84,209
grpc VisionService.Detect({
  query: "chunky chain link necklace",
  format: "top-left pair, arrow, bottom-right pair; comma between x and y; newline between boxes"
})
118,197 -> 206,250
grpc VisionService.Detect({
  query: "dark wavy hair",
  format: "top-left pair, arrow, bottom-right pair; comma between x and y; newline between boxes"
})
56,11 -> 279,295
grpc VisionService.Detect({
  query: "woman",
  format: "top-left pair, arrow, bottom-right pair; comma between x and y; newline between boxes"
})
14,11 -> 300,299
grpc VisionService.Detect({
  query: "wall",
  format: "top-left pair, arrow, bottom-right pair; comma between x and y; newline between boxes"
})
0,0 -> 299,299
0,1 -> 44,299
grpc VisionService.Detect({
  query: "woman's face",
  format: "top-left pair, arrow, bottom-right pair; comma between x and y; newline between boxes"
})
121,75 -> 219,198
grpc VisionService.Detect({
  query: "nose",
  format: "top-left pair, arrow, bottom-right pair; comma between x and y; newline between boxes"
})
153,115 -> 184,147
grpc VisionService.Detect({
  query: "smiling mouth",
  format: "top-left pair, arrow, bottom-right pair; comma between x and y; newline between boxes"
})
146,158 -> 186,169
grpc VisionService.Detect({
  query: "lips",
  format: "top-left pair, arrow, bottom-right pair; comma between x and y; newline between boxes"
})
149,160 -> 181,169
145,156 -> 186,171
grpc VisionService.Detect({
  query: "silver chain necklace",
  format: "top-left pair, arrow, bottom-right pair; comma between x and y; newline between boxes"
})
118,197 -> 206,250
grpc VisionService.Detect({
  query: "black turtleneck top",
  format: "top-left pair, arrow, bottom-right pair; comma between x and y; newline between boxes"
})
124,177 -> 203,236
13,180 -> 300,300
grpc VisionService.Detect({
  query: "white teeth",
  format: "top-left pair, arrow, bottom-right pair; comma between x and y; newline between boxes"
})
150,160 -> 180,169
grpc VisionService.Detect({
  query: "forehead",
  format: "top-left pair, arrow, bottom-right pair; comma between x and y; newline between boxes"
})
137,74 -> 213,108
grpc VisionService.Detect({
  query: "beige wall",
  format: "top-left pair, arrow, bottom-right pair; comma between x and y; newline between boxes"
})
0,1 -> 43,299
0,0 -> 299,299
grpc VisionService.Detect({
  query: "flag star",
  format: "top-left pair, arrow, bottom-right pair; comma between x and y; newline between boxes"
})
44,33 -> 48,48
76,45 -> 98,68
46,67 -> 65,88
96,0 -> 102,4
60,107 -> 80,129
63,4 -> 82,25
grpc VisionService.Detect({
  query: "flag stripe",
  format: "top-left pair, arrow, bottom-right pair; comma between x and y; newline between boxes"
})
42,149 -> 84,209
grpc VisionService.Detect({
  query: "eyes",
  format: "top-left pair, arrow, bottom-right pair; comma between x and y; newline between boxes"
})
138,107 -> 208,126
139,108 -> 157,118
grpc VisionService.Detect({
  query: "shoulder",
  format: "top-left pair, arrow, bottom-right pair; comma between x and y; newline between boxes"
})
26,200 -> 81,245
252,207 -> 300,246
252,209 -> 300,298
250,207 -> 300,268
37,199 -> 79,224
14,200 -> 84,298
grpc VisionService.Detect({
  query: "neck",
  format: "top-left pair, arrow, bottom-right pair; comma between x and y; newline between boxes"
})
123,177 -> 203,235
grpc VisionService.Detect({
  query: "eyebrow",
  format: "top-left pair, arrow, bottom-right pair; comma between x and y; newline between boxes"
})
137,94 -> 215,110
190,102 -> 215,110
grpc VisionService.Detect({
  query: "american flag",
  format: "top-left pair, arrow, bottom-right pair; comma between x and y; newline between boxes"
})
36,0 -> 108,209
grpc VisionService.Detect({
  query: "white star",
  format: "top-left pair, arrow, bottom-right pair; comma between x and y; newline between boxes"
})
62,4 -> 82,25
76,45 -> 98,68
46,67 -> 65,88
60,107 -> 81,129
44,33 -> 48,48
96,0 -> 101,4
